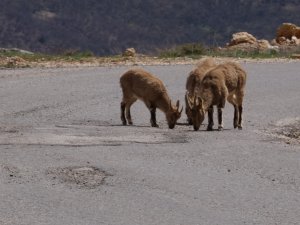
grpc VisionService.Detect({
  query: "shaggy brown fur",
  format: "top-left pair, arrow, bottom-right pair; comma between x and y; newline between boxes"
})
185,58 -> 217,125
120,68 -> 183,129
186,62 -> 247,131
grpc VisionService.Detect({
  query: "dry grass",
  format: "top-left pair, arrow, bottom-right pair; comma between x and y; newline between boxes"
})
1,48 -> 300,69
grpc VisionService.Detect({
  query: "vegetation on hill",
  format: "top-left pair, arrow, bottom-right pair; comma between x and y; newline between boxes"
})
1,0 -> 300,55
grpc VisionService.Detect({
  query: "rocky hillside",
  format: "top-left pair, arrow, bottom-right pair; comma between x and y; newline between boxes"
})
1,0 -> 300,55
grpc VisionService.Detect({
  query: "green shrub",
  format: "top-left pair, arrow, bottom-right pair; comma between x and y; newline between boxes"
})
206,48 -> 282,59
160,43 -> 206,58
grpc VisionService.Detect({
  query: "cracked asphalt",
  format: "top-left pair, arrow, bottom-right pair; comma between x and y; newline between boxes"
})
0,62 -> 300,225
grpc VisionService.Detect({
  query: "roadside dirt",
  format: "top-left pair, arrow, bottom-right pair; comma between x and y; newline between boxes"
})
1,55 -> 300,69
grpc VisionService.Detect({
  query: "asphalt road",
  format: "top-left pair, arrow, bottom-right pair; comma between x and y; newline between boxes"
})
0,62 -> 300,225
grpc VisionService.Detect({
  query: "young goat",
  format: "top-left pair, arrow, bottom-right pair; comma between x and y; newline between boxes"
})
186,62 -> 247,131
120,68 -> 183,129
185,58 -> 217,125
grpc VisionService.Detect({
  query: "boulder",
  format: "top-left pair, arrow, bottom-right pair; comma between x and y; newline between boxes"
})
291,36 -> 300,45
277,36 -> 287,45
226,33 -> 273,52
123,48 -> 136,57
270,39 -> 278,46
229,32 -> 257,46
226,42 -> 257,52
257,39 -> 272,51
291,54 -> 300,59
1,56 -> 28,68
295,28 -> 300,39
276,23 -> 300,42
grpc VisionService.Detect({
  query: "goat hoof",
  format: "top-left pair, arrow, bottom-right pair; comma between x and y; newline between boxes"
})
128,121 -> 133,125
207,126 -> 213,131
151,124 -> 159,128
238,126 -> 243,130
218,127 -> 223,131
187,119 -> 193,125
122,121 -> 127,125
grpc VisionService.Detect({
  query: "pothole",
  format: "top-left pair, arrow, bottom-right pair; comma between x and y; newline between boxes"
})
46,166 -> 110,189
276,122 -> 300,140
1,164 -> 21,179
1,164 -> 41,184
266,117 -> 300,144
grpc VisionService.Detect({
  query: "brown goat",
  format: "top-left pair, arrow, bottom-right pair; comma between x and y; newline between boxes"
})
120,68 -> 183,129
185,58 -> 217,125
186,62 -> 247,131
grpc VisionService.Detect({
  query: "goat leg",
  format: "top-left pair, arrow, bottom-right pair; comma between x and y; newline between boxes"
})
126,107 -> 133,125
238,105 -> 243,130
233,105 -> 239,129
217,107 -> 223,131
121,102 -> 127,125
207,106 -> 214,131
150,107 -> 159,127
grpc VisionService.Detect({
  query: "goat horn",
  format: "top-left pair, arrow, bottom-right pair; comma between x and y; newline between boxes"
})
179,106 -> 183,114
185,93 -> 193,109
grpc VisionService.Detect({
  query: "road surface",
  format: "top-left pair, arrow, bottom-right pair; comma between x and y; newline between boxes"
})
0,62 -> 300,225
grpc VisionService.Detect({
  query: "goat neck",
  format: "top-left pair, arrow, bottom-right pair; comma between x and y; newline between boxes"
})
155,92 -> 173,113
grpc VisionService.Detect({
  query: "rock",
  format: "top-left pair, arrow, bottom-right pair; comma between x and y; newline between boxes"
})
270,45 -> 280,52
0,56 -> 28,68
229,32 -> 257,46
276,36 -> 287,45
7,56 -> 26,65
295,28 -> 300,39
270,39 -> 279,46
276,23 -> 300,42
276,23 -> 297,39
291,54 -> 300,59
277,36 -> 287,44
226,32 -> 268,52
226,42 -> 258,51
257,39 -> 272,51
226,33 -> 273,53
0,48 -> 34,54
291,36 -> 300,45
123,48 -> 136,57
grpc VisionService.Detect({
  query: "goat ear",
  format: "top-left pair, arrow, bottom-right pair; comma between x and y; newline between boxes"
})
194,95 -> 197,106
176,100 -> 180,109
